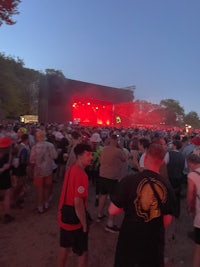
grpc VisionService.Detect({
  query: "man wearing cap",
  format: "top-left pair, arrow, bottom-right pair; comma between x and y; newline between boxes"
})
0,136 -> 15,223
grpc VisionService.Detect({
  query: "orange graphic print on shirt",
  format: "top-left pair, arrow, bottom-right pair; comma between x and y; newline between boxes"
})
134,178 -> 167,222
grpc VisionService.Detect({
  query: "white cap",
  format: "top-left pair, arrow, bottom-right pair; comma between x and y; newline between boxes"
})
90,133 -> 102,143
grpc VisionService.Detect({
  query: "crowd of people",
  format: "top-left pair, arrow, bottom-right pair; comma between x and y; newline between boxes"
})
0,121 -> 200,267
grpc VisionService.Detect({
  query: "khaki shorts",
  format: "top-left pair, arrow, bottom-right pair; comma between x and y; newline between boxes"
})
33,175 -> 52,187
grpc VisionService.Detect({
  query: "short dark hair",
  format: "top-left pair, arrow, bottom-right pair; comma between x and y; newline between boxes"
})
147,143 -> 166,161
74,143 -> 92,157
71,131 -> 81,140
21,134 -> 29,142
172,140 -> 182,150
139,137 -> 150,149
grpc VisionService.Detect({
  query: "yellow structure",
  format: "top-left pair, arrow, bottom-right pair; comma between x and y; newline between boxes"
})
20,115 -> 38,123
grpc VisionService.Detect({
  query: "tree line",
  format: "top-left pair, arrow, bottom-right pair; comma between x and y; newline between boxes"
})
0,53 -> 200,129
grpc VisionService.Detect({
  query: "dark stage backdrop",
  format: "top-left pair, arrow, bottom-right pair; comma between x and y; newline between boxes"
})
38,78 -> 134,124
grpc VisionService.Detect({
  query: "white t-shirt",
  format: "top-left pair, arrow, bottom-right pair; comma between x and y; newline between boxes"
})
188,167 -> 200,228
139,153 -> 145,168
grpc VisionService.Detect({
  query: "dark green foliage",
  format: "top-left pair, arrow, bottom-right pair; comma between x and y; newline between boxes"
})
160,99 -> 185,126
0,53 -> 42,120
184,111 -> 200,129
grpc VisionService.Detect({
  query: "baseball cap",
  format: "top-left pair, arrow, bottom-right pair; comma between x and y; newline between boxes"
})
0,136 -> 13,148
191,136 -> 200,146
90,133 -> 101,143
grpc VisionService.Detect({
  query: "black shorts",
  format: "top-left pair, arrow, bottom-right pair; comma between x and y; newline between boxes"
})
98,177 -> 118,195
60,228 -> 88,256
0,175 -> 12,190
114,221 -> 164,267
194,227 -> 200,244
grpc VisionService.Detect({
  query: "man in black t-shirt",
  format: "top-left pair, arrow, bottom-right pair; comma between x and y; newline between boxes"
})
109,143 -> 177,267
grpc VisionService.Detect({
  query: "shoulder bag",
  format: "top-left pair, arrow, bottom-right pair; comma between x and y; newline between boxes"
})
60,168 -> 80,224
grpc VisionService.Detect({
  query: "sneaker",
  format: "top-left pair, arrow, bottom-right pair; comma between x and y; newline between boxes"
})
96,214 -> 106,222
44,202 -> 49,210
38,206 -> 44,214
104,225 -> 120,233
4,214 -> 15,224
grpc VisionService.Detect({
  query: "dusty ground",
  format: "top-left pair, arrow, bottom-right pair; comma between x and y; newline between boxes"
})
0,180 -> 195,267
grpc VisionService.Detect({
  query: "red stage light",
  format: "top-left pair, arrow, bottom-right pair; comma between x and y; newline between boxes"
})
72,97 -> 113,126
97,119 -> 103,125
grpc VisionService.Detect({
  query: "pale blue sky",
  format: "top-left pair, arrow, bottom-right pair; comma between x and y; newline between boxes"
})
0,0 -> 200,115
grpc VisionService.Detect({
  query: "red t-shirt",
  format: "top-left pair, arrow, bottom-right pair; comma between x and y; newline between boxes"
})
58,164 -> 88,231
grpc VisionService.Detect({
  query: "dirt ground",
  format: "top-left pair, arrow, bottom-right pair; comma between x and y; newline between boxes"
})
0,180 -> 195,267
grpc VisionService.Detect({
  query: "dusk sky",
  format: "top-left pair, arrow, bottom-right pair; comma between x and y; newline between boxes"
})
1,0 -> 200,115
